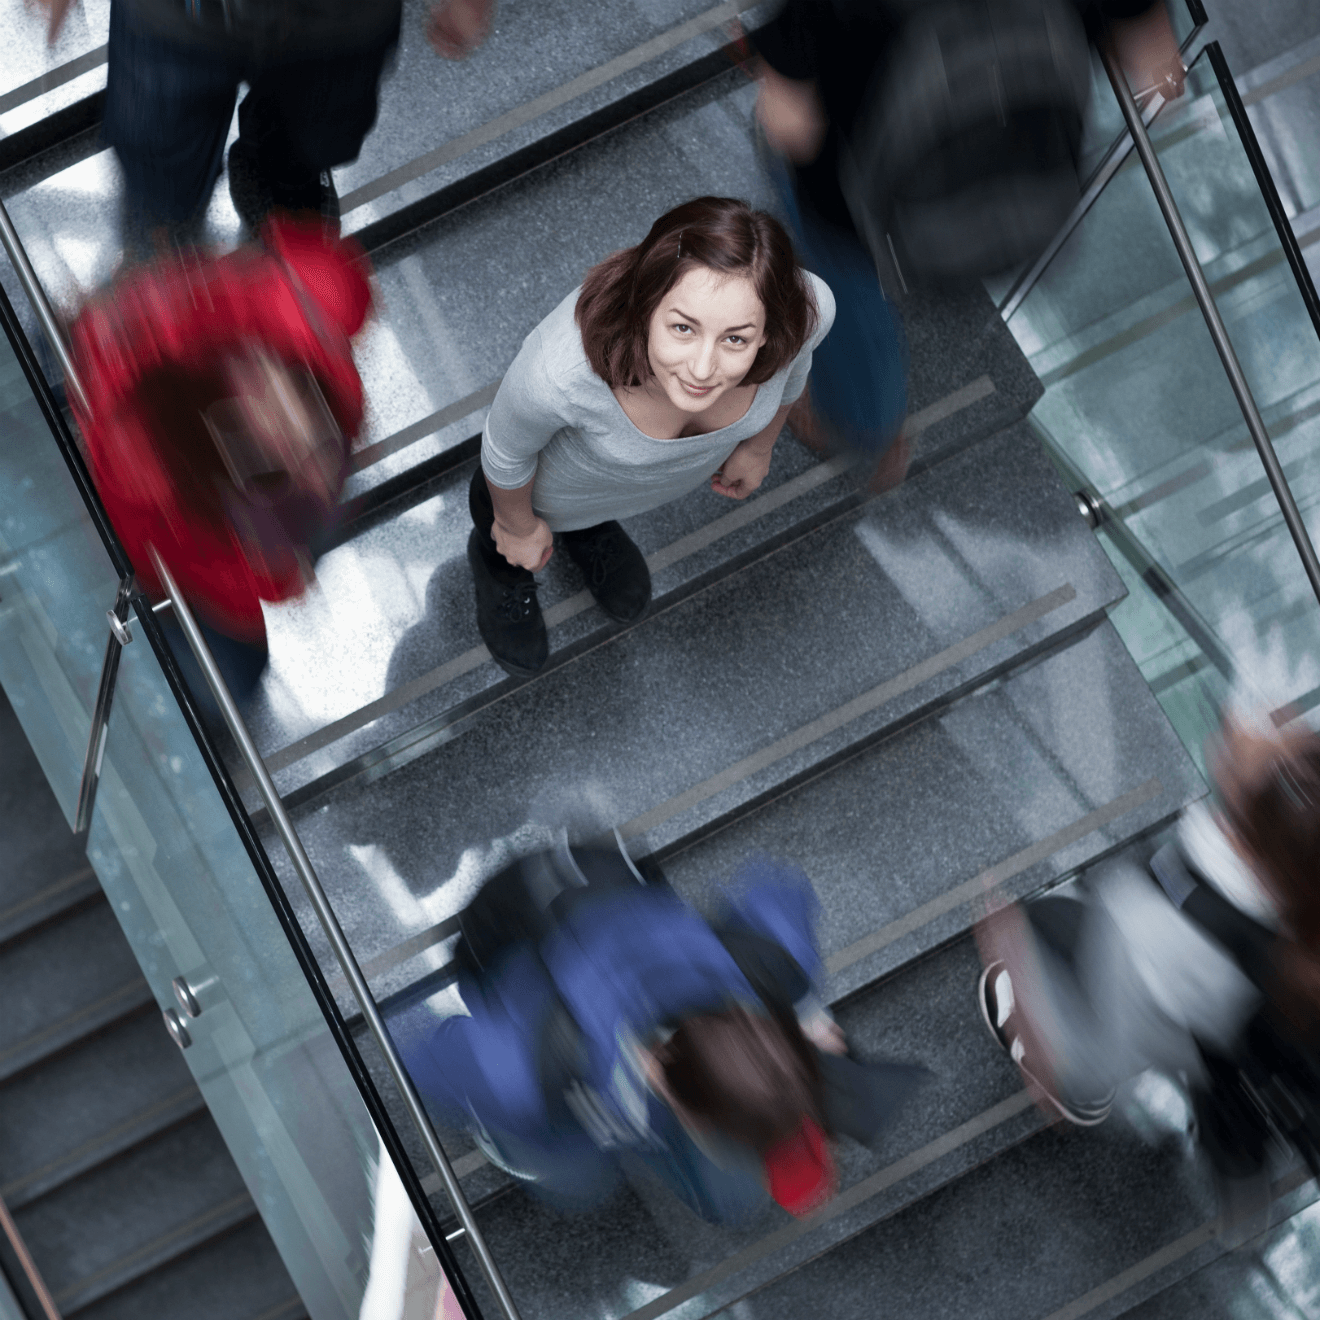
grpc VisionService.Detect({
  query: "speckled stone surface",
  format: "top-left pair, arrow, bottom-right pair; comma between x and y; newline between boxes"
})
259,420 -> 1125,1006
665,618 -> 1206,1002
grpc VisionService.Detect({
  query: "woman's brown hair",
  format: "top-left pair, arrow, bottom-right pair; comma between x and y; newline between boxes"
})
1223,737 -> 1320,1024
575,196 -> 818,390
657,1005 -> 825,1154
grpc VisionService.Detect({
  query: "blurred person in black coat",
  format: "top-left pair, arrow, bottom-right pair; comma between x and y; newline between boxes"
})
752,0 -> 1184,486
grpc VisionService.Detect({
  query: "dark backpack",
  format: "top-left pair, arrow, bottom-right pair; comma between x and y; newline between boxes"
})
839,0 -> 1092,289
1150,844 -> 1320,1178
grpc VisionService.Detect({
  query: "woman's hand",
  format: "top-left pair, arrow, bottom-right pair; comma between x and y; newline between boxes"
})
25,0 -> 74,44
491,514 -> 553,572
712,441 -> 772,500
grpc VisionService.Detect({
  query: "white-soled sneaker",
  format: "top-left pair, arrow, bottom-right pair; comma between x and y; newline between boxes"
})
978,961 -> 1113,1128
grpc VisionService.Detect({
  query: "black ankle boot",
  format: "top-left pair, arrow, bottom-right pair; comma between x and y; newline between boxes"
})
561,522 -> 651,623
467,531 -> 548,677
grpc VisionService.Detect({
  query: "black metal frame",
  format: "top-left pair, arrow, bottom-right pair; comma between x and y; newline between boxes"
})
0,281 -> 485,1320
1205,40 -> 1320,347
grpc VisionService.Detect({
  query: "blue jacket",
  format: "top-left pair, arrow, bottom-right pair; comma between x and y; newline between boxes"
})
408,857 -> 822,1151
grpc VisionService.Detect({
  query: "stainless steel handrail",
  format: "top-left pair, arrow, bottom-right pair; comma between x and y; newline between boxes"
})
1100,41 -> 1320,611
0,201 -> 89,417
999,20 -> 1210,322
148,549 -> 523,1320
0,1191 -> 62,1320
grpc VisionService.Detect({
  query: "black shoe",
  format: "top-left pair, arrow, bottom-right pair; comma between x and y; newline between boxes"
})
467,531 -> 548,677
561,522 -> 651,623
228,141 -> 340,236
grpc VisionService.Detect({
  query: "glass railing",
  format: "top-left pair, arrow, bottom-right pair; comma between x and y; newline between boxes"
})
0,276 -> 471,1320
1004,35 -> 1320,775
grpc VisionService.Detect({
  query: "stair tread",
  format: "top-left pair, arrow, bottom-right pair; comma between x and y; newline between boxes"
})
0,1008 -> 203,1208
13,1111 -> 253,1313
0,898 -> 152,1079
664,618 -> 1205,1001
70,1215 -> 305,1320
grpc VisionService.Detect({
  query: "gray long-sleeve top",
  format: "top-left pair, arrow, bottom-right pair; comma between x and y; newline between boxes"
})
480,276 -> 836,533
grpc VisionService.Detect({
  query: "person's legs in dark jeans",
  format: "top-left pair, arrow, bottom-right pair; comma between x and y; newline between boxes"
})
103,0 -> 244,253
228,29 -> 399,230
160,615 -> 269,732
467,467 -> 548,678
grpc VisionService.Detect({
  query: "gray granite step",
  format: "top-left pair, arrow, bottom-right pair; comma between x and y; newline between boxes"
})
0,1007 -> 205,1209
72,1216 -> 307,1320
267,418 -> 1124,1011
11,1110 -> 255,1316
0,896 -> 153,1084
663,618 -> 1205,1003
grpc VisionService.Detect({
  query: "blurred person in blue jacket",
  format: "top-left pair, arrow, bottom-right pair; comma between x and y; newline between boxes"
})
406,842 -> 926,1224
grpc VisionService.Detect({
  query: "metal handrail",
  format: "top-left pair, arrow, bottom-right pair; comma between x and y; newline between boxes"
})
1099,40 -> 1320,612
999,18 -> 1211,321
149,550 -> 523,1320
0,204 -> 88,417
0,1192 -> 61,1320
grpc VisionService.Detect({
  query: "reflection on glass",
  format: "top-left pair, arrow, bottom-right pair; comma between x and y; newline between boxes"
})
1008,51 -> 1320,744
85,620 -> 458,1319
0,320 -> 120,825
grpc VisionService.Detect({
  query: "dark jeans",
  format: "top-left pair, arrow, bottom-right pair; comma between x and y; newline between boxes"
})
160,615 -> 269,723
103,0 -> 397,242
468,468 -> 611,584
768,152 -> 909,456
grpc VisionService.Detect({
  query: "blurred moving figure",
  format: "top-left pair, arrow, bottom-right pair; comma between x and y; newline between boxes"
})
469,195 -> 833,677
977,719 -> 1320,1235
753,0 -> 1185,478
407,844 -> 926,1224
67,219 -> 372,703
36,0 -> 495,248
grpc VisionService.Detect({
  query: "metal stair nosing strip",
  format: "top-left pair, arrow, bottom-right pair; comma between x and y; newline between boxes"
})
51,1190 -> 257,1316
256,374 -> 999,801
1,1084 -> 207,1211
0,977 -> 155,1086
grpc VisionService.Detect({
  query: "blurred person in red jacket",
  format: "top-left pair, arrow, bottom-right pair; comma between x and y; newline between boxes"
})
67,219 -> 372,709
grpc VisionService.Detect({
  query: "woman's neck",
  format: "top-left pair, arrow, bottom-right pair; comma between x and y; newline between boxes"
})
614,376 -> 756,440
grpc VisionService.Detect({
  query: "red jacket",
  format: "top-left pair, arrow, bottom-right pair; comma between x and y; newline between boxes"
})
70,221 -> 372,643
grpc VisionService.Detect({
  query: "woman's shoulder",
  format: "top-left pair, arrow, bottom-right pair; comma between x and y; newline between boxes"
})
519,286 -> 607,396
802,269 -> 837,345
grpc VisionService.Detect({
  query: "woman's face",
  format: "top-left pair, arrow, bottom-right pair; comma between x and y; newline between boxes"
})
645,266 -> 768,413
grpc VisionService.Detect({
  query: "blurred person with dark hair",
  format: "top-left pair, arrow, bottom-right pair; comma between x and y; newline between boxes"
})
751,0 -> 1186,484
34,0 -> 495,251
67,219 -> 372,706
406,845 -> 925,1224
469,195 -> 834,677
976,718 -> 1320,1234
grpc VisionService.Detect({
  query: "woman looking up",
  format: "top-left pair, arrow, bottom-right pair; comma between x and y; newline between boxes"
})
470,195 -> 834,676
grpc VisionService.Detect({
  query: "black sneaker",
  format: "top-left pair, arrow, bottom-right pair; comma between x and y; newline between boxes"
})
228,141 -> 340,236
978,961 -> 1114,1127
561,522 -> 651,623
467,531 -> 548,677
